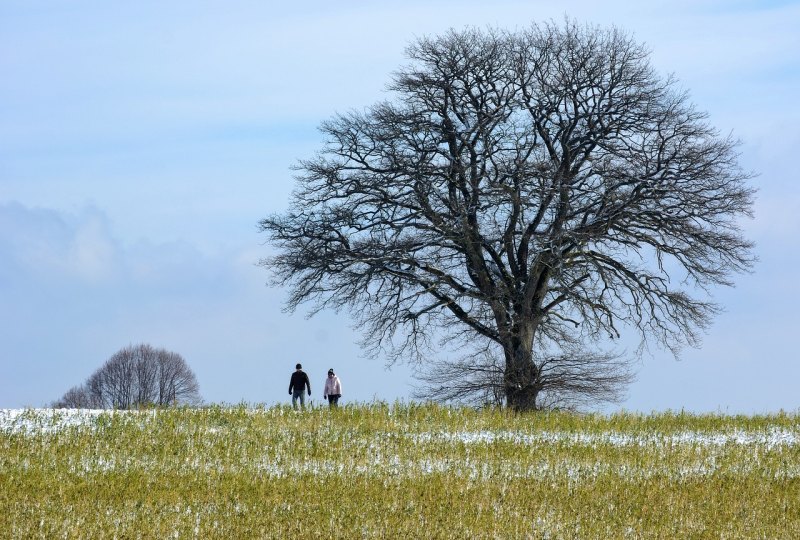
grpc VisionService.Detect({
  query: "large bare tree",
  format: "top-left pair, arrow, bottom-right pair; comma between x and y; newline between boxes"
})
259,21 -> 754,411
52,344 -> 202,409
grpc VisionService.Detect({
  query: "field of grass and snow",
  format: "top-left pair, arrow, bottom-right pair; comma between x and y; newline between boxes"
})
2,404 -> 799,538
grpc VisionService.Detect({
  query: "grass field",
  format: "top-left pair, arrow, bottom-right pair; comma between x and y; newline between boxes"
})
1,404 -> 799,538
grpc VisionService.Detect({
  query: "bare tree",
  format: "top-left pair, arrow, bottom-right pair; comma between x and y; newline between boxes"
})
51,384 -> 97,409
135,344 -> 159,405
259,21 -> 754,411
52,344 -> 201,409
413,350 -> 507,408
156,350 -> 200,406
414,345 -> 635,410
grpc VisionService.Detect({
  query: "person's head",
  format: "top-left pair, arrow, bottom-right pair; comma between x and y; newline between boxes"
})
296,363 -> 302,371
327,369 -> 334,377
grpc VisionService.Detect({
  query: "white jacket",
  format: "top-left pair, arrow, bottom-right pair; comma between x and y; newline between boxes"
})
323,375 -> 342,397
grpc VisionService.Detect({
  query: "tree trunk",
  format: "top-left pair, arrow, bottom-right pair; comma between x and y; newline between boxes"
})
503,323 -> 540,411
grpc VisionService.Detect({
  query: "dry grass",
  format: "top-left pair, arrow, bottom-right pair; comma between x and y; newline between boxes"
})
1,404 -> 799,538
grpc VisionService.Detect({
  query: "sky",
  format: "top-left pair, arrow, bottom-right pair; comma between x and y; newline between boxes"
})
1,0 -> 798,413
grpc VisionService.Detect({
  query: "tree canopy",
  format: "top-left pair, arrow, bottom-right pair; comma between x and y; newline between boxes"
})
53,344 -> 202,409
260,21 -> 754,410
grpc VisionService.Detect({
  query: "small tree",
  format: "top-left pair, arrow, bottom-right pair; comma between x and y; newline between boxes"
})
52,344 -> 202,409
51,384 -> 95,409
259,21 -> 754,411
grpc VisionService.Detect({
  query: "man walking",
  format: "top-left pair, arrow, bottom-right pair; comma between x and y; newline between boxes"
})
288,363 -> 311,410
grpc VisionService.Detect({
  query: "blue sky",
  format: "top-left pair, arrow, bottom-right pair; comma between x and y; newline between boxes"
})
1,0 -> 798,412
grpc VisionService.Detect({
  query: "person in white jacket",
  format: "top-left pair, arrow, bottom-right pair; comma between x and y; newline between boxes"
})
323,369 -> 342,408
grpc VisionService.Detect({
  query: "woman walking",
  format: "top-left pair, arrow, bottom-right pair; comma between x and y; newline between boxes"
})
323,369 -> 342,408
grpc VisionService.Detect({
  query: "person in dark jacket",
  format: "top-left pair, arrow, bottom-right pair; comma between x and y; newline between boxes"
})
288,363 -> 311,410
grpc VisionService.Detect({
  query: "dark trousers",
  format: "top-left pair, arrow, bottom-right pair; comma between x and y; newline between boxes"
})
327,394 -> 340,407
292,390 -> 306,409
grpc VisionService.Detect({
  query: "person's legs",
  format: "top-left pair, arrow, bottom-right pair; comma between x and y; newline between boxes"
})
331,395 -> 340,408
292,390 -> 304,410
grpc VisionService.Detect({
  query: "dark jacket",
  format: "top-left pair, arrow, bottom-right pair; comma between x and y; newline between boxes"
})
289,370 -> 311,395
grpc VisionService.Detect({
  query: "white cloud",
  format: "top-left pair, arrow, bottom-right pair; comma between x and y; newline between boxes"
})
0,203 -> 117,284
